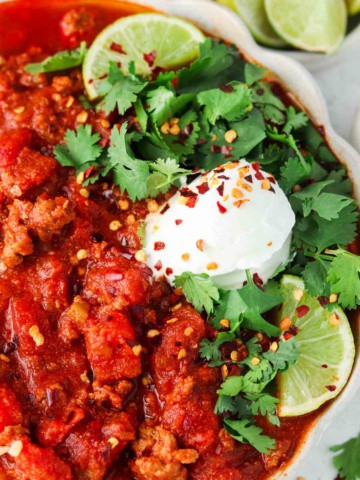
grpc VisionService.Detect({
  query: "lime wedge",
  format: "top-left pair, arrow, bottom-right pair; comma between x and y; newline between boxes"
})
265,0 -> 347,53
83,13 -> 205,99
276,275 -> 355,417
229,0 -> 287,48
217,0 -> 236,9
348,0 -> 360,15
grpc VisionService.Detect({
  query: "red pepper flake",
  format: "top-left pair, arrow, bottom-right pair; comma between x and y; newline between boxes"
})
211,145 -> 221,153
88,78 -> 94,84
288,325 -> 300,336
98,73 -> 108,80
268,176 -> 276,184
186,196 -> 198,208
182,123 -> 194,137
269,186 -> 275,194
255,171 -> 264,180
179,187 -> 197,198
256,87 -> 264,95
154,260 -> 162,271
318,296 -> 329,307
233,199 -> 249,208
252,161 -> 261,172
165,267 -> 173,276
322,364 -> 328,368
160,204 -> 170,215
220,84 -> 234,93
143,50 -> 156,67
175,219 -> 183,226
252,273 -> 264,287
284,333 -> 294,341
154,242 -> 165,251
110,42 -> 125,54
296,305 -> 310,318
217,182 -> 225,197
326,385 -> 337,392
220,145 -> 234,156
217,201 -> 227,214
244,175 -> 253,183
196,182 -> 210,194
217,175 -> 229,180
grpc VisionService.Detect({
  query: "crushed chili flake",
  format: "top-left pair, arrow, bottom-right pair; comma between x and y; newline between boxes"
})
217,182 -> 225,196
165,267 -> 173,275
160,204 -> 170,215
288,325 -> 300,336
186,196 -> 198,208
143,50 -> 156,67
220,84 -> 234,93
175,219 -> 183,225
318,296 -> 329,307
252,273 -> 264,287
182,123 -> 194,136
211,145 -> 221,153
268,176 -> 276,184
217,175 -> 229,180
154,260 -> 162,271
284,333 -> 294,341
220,145 -> 234,156
154,242 -> 165,251
217,201 -> 227,214
110,42 -> 125,54
244,175 -> 253,183
326,385 -> 337,392
252,161 -> 261,172
196,182 -> 210,194
255,171 -> 264,180
256,87 -> 265,95
179,187 -> 197,198
296,305 -> 310,318
322,364 -> 328,368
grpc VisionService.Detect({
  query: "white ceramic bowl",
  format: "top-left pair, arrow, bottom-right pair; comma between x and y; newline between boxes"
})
124,1 -> 360,479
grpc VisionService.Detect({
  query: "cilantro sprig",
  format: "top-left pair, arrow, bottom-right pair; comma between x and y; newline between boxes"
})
330,432 -> 360,480
25,42 -> 87,74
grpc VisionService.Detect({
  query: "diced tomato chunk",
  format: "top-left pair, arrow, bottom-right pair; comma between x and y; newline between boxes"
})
0,384 -> 22,433
4,436 -> 72,480
0,129 -> 32,168
85,311 -> 141,383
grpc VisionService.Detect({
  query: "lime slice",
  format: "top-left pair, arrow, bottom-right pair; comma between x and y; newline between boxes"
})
276,275 -> 355,417
230,0 -> 287,48
348,0 -> 360,15
217,0 -> 236,9
83,13 -> 205,99
265,0 -> 347,53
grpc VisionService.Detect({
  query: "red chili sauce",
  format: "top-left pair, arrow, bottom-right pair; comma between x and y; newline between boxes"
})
0,1 -> 345,479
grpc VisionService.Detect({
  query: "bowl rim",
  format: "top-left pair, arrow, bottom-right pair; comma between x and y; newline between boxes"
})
120,0 -> 360,478
0,0 -> 359,477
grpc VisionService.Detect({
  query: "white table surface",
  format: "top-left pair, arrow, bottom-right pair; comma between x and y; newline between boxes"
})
290,47 -> 360,480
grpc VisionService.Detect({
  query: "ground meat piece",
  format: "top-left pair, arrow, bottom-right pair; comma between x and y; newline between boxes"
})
131,423 -> 198,480
1,200 -> 33,267
83,255 -> 149,309
58,295 -> 90,341
28,195 -> 75,242
0,147 -> 57,198
263,439 -> 292,469
85,311 -> 141,383
60,8 -> 96,45
0,384 -> 22,433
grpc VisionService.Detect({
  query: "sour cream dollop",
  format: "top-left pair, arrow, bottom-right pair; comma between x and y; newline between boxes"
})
144,160 -> 295,289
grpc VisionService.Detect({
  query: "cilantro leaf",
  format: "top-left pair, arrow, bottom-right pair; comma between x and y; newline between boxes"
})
251,82 -> 286,124
134,99 -> 148,133
197,82 -> 252,125
212,289 -> 243,330
224,419 -> 276,454
215,395 -> 252,417
327,250 -> 360,309
177,39 -> 246,94
230,109 -> 266,156
200,331 -> 235,363
263,337 -> 300,372
279,157 -> 311,193
54,124 -> 103,175
147,158 -> 188,197
237,272 -> 282,337
25,42 -> 87,74
162,110 -> 200,156
303,258 -> 331,298
245,63 -> 266,86
283,106 -> 308,134
246,393 -> 280,426
294,203 -> 358,252
330,432 -> 360,480
107,124 -> 150,201
98,62 -> 147,115
174,272 -> 220,315
147,87 -> 194,125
